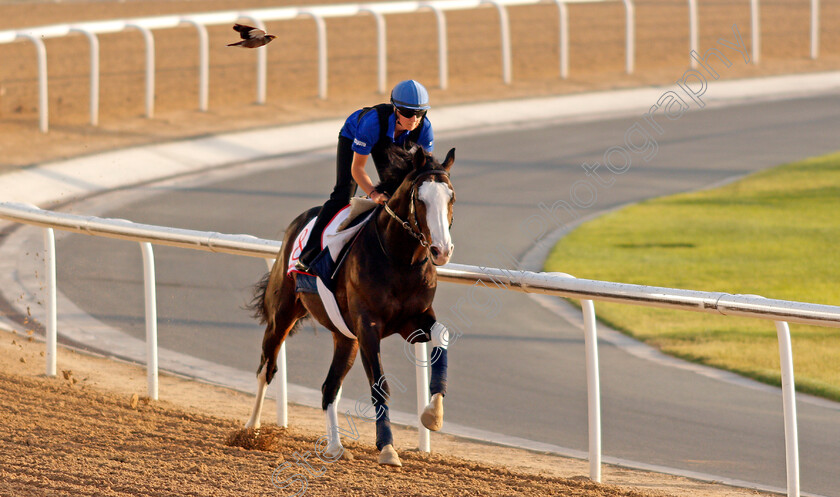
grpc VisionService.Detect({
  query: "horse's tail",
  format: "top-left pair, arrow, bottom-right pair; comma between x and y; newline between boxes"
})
248,271 -> 272,324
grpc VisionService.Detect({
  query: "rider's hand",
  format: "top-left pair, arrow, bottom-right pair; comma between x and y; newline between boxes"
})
371,191 -> 390,205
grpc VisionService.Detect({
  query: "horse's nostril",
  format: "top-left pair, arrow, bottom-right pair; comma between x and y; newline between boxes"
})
430,246 -> 440,258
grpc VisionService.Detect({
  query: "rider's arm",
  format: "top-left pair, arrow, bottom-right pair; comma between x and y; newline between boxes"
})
350,152 -> 389,204
419,119 -> 434,153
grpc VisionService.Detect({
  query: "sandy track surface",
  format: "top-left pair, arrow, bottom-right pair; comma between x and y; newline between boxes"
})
1,329 -> 776,497
1,1 -> 838,496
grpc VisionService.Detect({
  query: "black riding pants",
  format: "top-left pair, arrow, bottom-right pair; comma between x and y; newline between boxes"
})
299,135 -> 358,263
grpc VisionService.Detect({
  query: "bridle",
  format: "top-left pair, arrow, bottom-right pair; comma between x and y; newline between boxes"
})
382,168 -> 452,250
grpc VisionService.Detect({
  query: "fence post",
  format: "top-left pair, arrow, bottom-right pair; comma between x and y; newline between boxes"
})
140,242 -> 159,400
180,19 -> 210,112
43,228 -> 57,377
298,11 -> 328,99
622,0 -> 634,74
553,0 -> 569,79
16,34 -> 49,133
581,299 -> 601,482
810,0 -> 819,59
126,24 -> 155,118
422,4 -> 449,90
276,342 -> 288,427
70,28 -> 100,126
361,9 -> 387,94
481,0 -> 512,85
240,17 -> 268,104
750,0 -> 760,63
775,320 -> 800,497
687,0 -> 698,68
264,257 -> 289,428
415,341 -> 431,452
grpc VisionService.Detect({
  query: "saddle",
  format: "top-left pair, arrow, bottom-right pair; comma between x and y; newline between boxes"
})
339,196 -> 377,230
288,196 -> 378,294
286,197 -> 377,340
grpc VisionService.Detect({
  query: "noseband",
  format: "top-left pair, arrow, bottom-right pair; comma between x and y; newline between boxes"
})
382,168 -> 451,250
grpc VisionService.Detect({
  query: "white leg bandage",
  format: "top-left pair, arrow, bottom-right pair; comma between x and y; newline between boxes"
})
325,386 -> 342,445
326,403 -> 339,443
430,322 -> 450,349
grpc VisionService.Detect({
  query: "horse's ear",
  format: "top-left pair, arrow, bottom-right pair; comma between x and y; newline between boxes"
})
442,148 -> 455,172
413,146 -> 427,170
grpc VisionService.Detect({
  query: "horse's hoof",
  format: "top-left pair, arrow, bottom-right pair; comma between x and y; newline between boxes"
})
378,444 -> 402,467
324,443 -> 344,460
421,393 -> 444,431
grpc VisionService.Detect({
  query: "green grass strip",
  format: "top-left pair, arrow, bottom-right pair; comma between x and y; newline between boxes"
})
545,151 -> 840,402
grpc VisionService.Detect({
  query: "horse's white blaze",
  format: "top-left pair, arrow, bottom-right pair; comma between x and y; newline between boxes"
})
418,181 -> 454,264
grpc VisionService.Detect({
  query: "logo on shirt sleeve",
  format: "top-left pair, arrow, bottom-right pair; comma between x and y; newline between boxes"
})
353,138 -> 367,148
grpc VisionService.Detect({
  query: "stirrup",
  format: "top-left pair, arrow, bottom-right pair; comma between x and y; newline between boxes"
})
294,260 -> 313,274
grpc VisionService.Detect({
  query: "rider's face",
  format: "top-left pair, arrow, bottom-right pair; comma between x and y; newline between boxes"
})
395,106 -> 424,131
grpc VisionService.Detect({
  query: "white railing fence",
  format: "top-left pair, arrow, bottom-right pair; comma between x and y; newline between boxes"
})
2,201 -> 837,496
2,0 -> 633,133
1,1 -> 828,133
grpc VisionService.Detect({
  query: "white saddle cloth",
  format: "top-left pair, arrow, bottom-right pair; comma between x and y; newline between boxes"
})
286,198 -> 377,339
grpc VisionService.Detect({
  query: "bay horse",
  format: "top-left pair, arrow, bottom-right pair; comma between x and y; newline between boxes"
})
246,145 -> 456,467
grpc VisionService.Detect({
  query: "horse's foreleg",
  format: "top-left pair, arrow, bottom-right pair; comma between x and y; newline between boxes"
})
421,321 -> 450,432
321,334 -> 358,459
324,388 -> 342,456
358,331 -> 401,467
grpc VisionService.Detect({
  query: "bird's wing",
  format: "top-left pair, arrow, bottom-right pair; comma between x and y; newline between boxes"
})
233,23 -> 266,40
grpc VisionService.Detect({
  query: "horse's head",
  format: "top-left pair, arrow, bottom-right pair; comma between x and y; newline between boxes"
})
379,145 -> 456,266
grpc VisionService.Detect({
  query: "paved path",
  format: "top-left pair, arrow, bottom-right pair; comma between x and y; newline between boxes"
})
2,72 -> 840,496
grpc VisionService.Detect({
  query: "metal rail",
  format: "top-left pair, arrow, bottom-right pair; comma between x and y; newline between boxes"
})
437,264 -> 840,329
1,200 -> 822,496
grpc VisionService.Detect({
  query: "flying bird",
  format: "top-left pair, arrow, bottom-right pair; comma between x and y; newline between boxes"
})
227,24 -> 276,48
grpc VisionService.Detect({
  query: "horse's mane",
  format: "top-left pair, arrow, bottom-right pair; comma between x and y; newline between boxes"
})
374,143 -> 444,196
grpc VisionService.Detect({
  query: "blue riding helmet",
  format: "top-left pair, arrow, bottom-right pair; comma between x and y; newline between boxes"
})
390,80 -> 431,110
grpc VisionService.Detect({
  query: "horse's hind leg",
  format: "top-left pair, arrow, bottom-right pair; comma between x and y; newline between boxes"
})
320,334 -> 359,459
357,327 -> 402,467
246,286 -> 306,429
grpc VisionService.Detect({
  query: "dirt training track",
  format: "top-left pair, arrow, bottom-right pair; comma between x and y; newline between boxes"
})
1,0 -> 838,496
1,328 -> 779,496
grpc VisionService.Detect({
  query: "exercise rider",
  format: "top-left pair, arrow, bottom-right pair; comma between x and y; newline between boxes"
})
295,79 -> 435,275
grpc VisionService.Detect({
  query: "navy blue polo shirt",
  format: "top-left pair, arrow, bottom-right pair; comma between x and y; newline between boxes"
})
340,107 -> 434,155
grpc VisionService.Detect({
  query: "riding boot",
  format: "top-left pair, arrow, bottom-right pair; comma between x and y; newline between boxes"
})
296,182 -> 357,275
295,213 -> 330,276
295,212 -> 334,276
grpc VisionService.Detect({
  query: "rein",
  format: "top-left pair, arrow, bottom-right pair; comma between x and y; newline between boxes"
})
384,203 -> 429,248
373,207 -> 428,268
